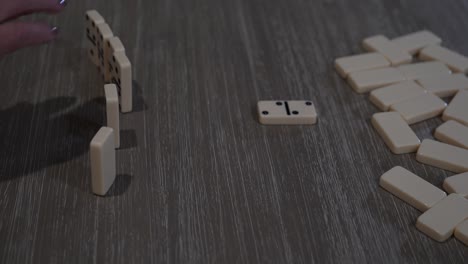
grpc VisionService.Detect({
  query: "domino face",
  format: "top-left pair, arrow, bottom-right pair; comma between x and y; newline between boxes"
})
397,61 -> 451,81
420,45 -> 468,74
104,84 -> 120,148
90,127 -> 116,196
371,112 -> 420,154
369,81 -> 426,111
104,37 -> 125,82
348,67 -> 406,93
416,139 -> 468,174
434,120 -> 468,150
417,73 -> 468,98
379,166 -> 446,212
455,220 -> 468,246
443,172 -> 468,198
95,23 -> 114,79
389,93 -> 446,125
416,194 -> 468,242
443,90 -> 468,126
109,52 -> 133,113
258,101 -> 317,125
334,52 -> 390,78
362,35 -> 412,66
85,10 -> 105,66
392,30 -> 442,55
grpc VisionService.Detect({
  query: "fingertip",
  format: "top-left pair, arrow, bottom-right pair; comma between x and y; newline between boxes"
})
0,22 -> 59,56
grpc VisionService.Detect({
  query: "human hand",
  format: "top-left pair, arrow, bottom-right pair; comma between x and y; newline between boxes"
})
0,0 -> 67,57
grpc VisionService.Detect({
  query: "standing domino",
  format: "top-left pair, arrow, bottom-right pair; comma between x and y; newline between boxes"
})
95,23 -> 114,79
90,127 -> 116,196
109,52 -> 133,113
104,37 -> 125,82
85,10 -> 105,66
104,84 -> 120,148
258,101 -> 317,125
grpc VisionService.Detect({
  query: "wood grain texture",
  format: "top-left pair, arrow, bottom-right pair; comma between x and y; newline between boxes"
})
0,0 -> 467,263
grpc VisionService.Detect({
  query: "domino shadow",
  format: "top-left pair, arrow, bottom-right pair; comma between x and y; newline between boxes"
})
131,80 -> 148,112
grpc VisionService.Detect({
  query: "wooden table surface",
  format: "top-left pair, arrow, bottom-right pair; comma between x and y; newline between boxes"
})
0,0 -> 467,263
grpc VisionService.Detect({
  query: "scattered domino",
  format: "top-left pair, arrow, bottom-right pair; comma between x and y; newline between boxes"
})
90,127 -> 116,196
443,172 -> 468,198
420,45 -> 468,74
392,30 -> 442,55
416,73 -> 468,98
434,120 -> 468,150
362,35 -> 412,66
85,10 -> 105,66
442,90 -> 468,126
347,67 -> 406,93
258,101 -> 317,125
416,194 -> 468,242
389,93 -> 446,125
397,61 -> 450,81
109,52 -> 133,113
371,112 -> 420,154
104,37 -> 126,82
334,53 -> 390,78
104,84 -> 120,148
95,23 -> 114,79
369,81 -> 426,111
416,139 -> 468,174
455,220 -> 468,246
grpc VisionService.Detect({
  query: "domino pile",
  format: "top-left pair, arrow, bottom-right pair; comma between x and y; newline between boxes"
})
85,10 -> 134,196
335,30 -> 468,246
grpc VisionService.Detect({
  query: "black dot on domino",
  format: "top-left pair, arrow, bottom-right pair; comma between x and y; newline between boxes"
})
262,111 -> 269,115
305,102 -> 312,106
292,111 -> 299,115
276,102 -> 283,106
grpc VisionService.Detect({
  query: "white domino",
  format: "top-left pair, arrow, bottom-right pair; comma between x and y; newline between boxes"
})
104,84 -> 120,148
95,23 -> 114,79
416,139 -> 468,174
444,172 -> 468,198
109,52 -> 133,113
455,220 -> 468,246
392,30 -> 442,55
90,127 -> 116,196
379,166 -> 446,212
420,45 -> 468,74
389,93 -> 446,125
104,37 -> 125,83
443,90 -> 468,126
417,73 -> 468,98
371,112 -> 420,154
416,194 -> 468,242
362,35 -> 412,66
434,120 -> 468,150
258,100 -> 317,125
334,53 -> 390,78
369,81 -> 426,111
347,67 -> 406,93
397,61 -> 450,80
85,10 -> 105,66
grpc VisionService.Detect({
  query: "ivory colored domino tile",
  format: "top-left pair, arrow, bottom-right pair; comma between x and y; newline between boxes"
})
104,84 -> 120,148
362,35 -> 412,66
348,67 -> 406,93
435,120 -> 468,150
417,73 -> 468,98
392,30 -> 442,55
334,53 -> 390,78
455,220 -> 468,246
109,52 -> 133,113
104,37 -> 126,82
369,81 -> 426,111
85,10 -> 105,66
397,61 -> 451,80
258,101 -> 317,125
443,172 -> 468,198
416,194 -> 468,242
95,23 -> 114,79
90,127 -> 116,196
380,166 -> 446,212
389,93 -> 446,125
443,90 -> 468,126
371,112 -> 421,154
416,139 -> 468,174
420,45 -> 468,74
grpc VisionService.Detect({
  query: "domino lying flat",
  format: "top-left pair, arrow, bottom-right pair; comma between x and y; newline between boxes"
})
389,93 -> 446,125
105,84 -> 120,148
420,45 -> 468,74
417,73 -> 468,98
348,67 -> 406,93
443,172 -> 468,198
455,220 -> 468,246
371,112 -> 420,154
379,166 -> 446,212
416,139 -> 468,174
369,81 -> 426,111
335,53 -> 390,78
434,120 -> 468,150
397,61 -> 450,81
416,194 -> 468,242
363,35 -> 412,66
392,30 -> 442,55
443,90 -> 468,126
85,10 -> 105,66
90,127 -> 116,196
258,101 -> 317,125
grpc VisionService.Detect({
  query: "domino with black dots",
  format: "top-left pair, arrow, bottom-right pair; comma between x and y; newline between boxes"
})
258,100 -> 317,125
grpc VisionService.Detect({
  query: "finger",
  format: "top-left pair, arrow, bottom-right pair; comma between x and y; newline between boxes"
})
0,0 -> 67,23
0,21 -> 58,57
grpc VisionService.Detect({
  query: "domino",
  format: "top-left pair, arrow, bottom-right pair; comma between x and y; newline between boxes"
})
392,30 -> 442,55
442,90 -> 468,126
434,120 -> 468,150
362,35 -> 412,66
104,84 -> 120,148
85,10 -> 105,66
443,172 -> 468,198
417,73 -> 468,98
455,220 -> 468,246
397,61 -> 451,80
420,45 -> 468,74
369,81 -> 426,111
416,139 -> 468,174
347,67 -> 406,93
90,127 -> 116,196
416,194 -> 468,242
109,52 -> 133,113
334,52 -> 390,78
104,37 -> 126,82
258,101 -> 317,125
95,23 -> 114,79
389,93 -> 446,125
371,112 -> 420,154
379,166 -> 446,212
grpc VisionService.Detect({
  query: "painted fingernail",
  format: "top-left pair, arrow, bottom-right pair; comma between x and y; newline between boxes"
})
59,0 -> 67,6
51,26 -> 60,35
